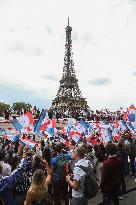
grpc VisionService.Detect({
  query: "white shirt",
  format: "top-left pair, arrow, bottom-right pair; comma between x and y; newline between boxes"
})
0,161 -> 11,178
72,158 -> 90,198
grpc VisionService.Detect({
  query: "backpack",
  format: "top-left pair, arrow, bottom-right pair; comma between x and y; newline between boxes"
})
54,155 -> 67,181
77,165 -> 98,199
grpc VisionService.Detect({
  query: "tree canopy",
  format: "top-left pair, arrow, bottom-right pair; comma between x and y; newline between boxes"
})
0,102 -> 10,117
12,102 -> 32,114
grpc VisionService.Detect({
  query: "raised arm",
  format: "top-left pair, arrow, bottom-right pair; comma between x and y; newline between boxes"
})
43,159 -> 51,186
0,158 -> 30,191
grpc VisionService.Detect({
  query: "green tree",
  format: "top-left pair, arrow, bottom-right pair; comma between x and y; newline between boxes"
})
12,102 -> 32,114
0,102 -> 10,117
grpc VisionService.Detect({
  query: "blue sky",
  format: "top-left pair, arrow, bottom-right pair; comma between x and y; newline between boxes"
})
1,0 -> 136,110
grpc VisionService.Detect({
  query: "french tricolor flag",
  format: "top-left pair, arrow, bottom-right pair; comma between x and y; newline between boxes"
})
16,112 -> 35,128
70,131 -> 82,142
45,119 -> 57,134
74,122 -> 85,133
20,137 -> 38,149
128,104 -> 136,122
45,127 -> 54,139
40,119 -> 50,131
12,118 -> 23,131
34,109 -> 49,132
79,119 -> 90,129
10,134 -> 20,142
0,128 -> 6,134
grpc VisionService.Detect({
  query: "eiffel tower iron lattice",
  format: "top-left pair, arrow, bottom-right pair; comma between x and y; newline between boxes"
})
52,18 -> 89,112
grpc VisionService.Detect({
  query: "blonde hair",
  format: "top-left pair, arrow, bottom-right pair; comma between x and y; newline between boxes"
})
29,169 -> 48,201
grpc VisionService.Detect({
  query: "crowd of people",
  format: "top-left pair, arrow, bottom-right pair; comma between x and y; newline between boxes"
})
0,129 -> 136,205
53,108 -> 124,122
2,106 -> 124,123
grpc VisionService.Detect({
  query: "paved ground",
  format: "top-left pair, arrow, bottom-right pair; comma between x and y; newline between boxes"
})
89,177 -> 136,205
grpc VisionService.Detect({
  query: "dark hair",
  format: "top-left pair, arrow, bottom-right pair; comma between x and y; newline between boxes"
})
32,156 -> 44,173
86,144 -> 93,153
11,155 -> 19,172
55,144 -> 62,153
83,143 -> 87,152
77,147 -> 85,158
118,143 -> 124,151
69,139 -> 76,146
94,144 -> 99,154
106,143 -> 117,155
99,143 -> 106,154
42,148 -> 51,165
0,150 -> 5,161
128,138 -> 133,142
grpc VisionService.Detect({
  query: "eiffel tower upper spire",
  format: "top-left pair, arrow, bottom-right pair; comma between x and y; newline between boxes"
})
68,17 -> 69,26
52,19 -> 88,112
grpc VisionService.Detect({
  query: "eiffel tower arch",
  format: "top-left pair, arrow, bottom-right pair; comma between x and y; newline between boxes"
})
52,19 -> 89,113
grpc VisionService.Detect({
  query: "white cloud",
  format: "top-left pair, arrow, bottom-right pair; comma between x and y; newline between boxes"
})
0,0 -> 136,110
88,78 -> 111,86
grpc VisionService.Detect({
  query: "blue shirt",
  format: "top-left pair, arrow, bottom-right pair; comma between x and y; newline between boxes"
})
51,153 -> 71,181
0,158 -> 30,205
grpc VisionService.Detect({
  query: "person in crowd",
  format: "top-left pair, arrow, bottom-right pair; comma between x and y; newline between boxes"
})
42,147 -> 51,166
14,140 -> 20,153
0,150 -> 11,178
24,159 -> 52,205
40,139 -> 45,152
0,141 -> 2,150
18,144 -> 24,160
127,138 -> 136,177
66,147 -> 90,205
69,139 -> 76,159
32,155 -> 45,174
14,146 -> 33,205
5,149 -> 14,166
4,109 -> 10,120
95,144 -> 107,187
85,144 -> 95,163
0,158 -> 31,205
11,155 -> 20,172
51,143 -> 71,205
117,143 -> 128,200
100,143 -> 122,205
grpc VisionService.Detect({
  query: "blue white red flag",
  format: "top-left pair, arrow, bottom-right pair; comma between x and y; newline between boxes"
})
10,134 -> 20,142
15,112 -> 35,128
70,131 -> 82,142
74,122 -> 85,133
128,105 -> 136,122
0,128 -> 6,134
119,120 -> 128,131
20,137 -> 37,149
128,123 -> 136,133
45,119 -> 57,134
12,118 -> 23,131
45,127 -> 54,139
34,109 -> 49,132
79,119 -> 90,129
101,130 -> 111,143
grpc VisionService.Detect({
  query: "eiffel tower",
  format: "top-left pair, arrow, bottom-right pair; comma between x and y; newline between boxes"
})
52,18 -> 88,112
